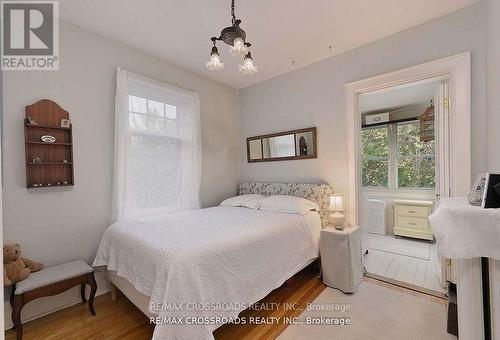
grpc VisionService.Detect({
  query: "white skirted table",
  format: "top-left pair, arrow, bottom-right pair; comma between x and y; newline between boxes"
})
430,198 -> 500,340
320,226 -> 363,293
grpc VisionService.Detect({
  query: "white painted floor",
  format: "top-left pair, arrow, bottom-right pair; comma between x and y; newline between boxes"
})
363,233 -> 446,293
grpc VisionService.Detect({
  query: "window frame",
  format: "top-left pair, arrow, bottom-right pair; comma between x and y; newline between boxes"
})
361,120 -> 436,192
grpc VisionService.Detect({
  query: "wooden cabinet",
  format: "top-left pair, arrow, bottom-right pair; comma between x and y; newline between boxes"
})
24,99 -> 74,188
393,200 -> 434,241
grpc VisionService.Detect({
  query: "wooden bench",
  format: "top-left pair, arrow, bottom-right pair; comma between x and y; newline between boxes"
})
10,260 -> 97,340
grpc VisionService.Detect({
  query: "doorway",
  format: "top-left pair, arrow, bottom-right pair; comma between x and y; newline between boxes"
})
358,78 -> 447,295
344,53 -> 471,296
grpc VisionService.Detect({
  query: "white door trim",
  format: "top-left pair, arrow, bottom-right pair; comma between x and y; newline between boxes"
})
345,52 -> 480,339
345,52 -> 471,226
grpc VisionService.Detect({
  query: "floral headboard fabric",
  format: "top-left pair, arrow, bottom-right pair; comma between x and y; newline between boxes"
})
239,182 -> 334,227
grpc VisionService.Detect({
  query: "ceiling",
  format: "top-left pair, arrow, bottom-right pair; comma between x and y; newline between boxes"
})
359,80 -> 440,114
59,0 -> 479,89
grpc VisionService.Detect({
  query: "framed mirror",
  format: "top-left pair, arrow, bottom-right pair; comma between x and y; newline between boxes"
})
246,127 -> 317,162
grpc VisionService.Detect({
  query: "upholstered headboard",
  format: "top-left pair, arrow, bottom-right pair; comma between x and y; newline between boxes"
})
239,182 -> 334,227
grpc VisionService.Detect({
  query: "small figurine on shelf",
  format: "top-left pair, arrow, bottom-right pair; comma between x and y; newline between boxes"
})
40,135 -> 56,143
60,119 -> 70,128
32,157 -> 42,163
26,116 -> 38,125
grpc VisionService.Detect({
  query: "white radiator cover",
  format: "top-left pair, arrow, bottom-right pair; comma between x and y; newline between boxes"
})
364,199 -> 386,235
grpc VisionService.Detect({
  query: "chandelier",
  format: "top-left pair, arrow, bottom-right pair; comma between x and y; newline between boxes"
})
206,0 -> 257,75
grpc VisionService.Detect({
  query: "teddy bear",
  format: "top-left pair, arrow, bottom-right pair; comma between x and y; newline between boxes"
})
4,244 -> 43,286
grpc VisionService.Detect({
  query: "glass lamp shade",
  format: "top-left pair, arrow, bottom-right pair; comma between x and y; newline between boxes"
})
205,51 -> 224,71
329,195 -> 344,211
239,54 -> 258,75
230,37 -> 249,57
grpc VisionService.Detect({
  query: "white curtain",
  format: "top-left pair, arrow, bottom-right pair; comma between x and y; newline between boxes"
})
112,68 -> 201,221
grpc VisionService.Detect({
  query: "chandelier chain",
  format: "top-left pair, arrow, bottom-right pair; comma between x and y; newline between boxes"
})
231,0 -> 236,25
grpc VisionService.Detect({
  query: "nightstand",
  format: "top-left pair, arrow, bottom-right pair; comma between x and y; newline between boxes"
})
320,226 -> 363,293
393,199 -> 434,241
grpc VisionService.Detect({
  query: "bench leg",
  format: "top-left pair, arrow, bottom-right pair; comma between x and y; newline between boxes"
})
11,294 -> 24,340
80,284 -> 86,303
88,272 -> 97,316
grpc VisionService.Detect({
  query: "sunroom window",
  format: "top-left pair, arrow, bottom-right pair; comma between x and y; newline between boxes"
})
361,121 -> 435,190
361,126 -> 389,188
396,122 -> 435,189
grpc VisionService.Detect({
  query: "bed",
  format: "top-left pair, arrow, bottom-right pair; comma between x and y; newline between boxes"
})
93,182 -> 333,340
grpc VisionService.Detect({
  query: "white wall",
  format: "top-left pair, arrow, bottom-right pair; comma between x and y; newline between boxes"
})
238,3 -> 487,197
2,21 -> 239,327
485,1 -> 500,338
486,0 -> 500,172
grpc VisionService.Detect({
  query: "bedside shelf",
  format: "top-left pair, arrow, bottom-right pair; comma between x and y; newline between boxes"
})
25,99 -> 75,188
27,162 -> 72,165
26,141 -> 72,146
27,183 -> 73,188
26,124 -> 71,131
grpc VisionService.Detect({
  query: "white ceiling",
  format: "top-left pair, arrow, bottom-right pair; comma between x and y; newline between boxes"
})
359,80 -> 440,114
59,0 -> 478,89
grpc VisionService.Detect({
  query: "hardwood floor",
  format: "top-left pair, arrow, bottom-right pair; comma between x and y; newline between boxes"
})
5,290 -> 155,340
5,266 -> 325,340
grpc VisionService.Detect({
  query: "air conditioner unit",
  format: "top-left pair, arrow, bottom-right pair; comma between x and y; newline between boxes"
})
365,112 -> 390,125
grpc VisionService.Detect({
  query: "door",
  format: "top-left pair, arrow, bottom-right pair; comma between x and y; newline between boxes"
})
434,79 -> 450,203
434,79 -> 456,286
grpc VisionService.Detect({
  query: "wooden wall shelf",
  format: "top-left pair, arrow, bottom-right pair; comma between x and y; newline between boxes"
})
24,99 -> 74,188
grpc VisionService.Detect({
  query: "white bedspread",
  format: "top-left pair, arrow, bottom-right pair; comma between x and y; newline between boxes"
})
93,206 -> 319,340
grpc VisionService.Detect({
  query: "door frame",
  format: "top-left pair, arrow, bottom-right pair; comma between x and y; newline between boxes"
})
345,52 -> 482,339
345,52 -> 471,226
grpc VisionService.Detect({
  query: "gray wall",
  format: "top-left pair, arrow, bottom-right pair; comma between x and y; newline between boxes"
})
486,0 -> 500,171
485,2 -> 500,338
238,3 -> 487,196
2,21 -> 239,325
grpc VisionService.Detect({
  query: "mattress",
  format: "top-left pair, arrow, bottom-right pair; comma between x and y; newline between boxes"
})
93,206 -> 320,340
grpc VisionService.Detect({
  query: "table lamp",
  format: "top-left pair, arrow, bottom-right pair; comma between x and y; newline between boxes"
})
329,194 -> 345,230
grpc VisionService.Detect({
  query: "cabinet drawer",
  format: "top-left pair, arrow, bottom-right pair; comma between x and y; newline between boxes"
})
396,216 -> 429,230
395,205 -> 429,218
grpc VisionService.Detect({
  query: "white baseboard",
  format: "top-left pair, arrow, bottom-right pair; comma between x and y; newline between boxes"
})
4,271 -> 110,330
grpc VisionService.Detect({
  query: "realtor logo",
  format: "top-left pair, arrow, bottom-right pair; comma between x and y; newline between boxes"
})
1,1 -> 59,70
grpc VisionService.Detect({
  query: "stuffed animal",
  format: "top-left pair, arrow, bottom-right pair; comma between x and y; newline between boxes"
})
3,244 -> 43,286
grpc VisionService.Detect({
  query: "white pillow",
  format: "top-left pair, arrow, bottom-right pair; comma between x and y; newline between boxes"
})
220,194 -> 264,209
258,195 -> 319,216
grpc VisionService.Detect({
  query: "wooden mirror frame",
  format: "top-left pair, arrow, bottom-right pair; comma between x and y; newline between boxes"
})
246,127 -> 317,163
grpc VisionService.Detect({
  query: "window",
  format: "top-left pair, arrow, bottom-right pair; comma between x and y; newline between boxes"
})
127,95 -> 183,212
361,121 -> 435,190
396,122 -> 435,188
128,96 -> 178,135
113,70 -> 201,220
361,126 -> 389,187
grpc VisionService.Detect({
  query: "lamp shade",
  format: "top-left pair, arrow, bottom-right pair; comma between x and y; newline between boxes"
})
239,52 -> 258,75
329,195 -> 344,211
